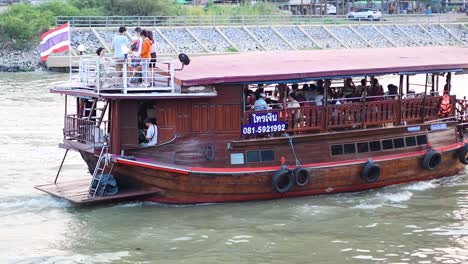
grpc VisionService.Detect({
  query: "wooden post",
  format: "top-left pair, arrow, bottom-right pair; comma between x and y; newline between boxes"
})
406,75 -> 410,94
447,72 -> 452,94
322,80 -> 329,132
397,75 -> 404,125
421,73 -> 428,122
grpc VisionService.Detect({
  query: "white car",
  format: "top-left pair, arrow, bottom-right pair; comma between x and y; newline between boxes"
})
347,8 -> 383,20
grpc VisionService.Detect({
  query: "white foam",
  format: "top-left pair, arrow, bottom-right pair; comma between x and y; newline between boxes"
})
403,181 -> 436,191
172,237 -> 192,241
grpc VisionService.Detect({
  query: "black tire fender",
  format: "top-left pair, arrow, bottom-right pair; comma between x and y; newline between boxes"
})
272,168 -> 294,193
293,167 -> 311,187
361,160 -> 380,183
457,143 -> 468,165
422,149 -> 442,170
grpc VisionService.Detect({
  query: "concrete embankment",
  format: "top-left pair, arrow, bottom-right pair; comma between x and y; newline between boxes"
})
1,23 -> 467,72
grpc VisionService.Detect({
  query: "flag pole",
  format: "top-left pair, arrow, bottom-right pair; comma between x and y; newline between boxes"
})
68,22 -> 72,87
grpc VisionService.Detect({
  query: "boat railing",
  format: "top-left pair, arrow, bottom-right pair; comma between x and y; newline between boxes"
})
64,115 -> 108,146
73,56 -> 176,94
242,96 -> 447,138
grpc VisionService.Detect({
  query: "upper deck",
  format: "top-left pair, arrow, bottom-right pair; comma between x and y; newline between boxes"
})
51,47 -> 468,99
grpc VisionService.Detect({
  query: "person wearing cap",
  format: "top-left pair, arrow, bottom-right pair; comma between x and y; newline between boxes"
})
254,93 -> 268,110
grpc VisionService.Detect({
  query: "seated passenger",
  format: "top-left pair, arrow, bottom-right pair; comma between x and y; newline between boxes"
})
315,86 -> 324,106
343,78 -> 356,97
407,89 -> 416,99
254,93 -> 268,110
140,118 -> 158,147
387,84 -> 398,100
369,78 -> 384,100
356,79 -> 368,96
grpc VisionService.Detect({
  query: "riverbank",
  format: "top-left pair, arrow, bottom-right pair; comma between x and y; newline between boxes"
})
0,47 -> 43,72
2,21 -> 467,72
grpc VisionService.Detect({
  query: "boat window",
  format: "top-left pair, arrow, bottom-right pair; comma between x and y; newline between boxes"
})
230,153 -> 245,165
246,151 -> 261,162
382,139 -> 393,150
331,145 -> 344,156
261,150 -> 275,162
393,138 -> 405,149
405,136 -> 416,147
246,150 -> 275,162
343,143 -> 356,154
369,141 -> 381,152
417,135 -> 427,145
357,142 -> 369,153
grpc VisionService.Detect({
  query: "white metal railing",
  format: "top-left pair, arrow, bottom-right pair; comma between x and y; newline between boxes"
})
74,56 -> 176,94
56,14 -> 465,28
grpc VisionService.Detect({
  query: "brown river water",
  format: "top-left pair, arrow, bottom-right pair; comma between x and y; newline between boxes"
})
1,72 -> 468,264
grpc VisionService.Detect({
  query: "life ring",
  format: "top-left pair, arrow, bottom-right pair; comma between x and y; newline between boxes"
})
293,167 -> 311,187
457,143 -> 468,165
422,149 -> 442,170
361,160 -> 380,183
272,168 -> 294,193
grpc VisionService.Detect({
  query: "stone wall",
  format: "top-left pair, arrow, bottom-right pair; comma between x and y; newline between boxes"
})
1,23 -> 467,72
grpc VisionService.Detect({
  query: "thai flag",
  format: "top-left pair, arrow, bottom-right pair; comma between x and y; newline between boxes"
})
40,23 -> 70,61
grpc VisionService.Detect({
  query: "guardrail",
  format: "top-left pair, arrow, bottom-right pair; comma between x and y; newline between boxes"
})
75,56 -> 175,94
64,115 -> 108,146
56,14 -> 464,28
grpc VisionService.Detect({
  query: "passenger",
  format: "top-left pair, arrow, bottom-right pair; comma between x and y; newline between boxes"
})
315,86 -> 324,106
131,27 -> 143,66
324,79 -> 337,99
277,83 -> 289,104
292,83 -> 306,102
148,31 -> 157,69
370,78 -> 384,100
356,79 -> 367,96
112,26 -> 129,80
254,93 -> 268,111
387,84 -> 399,100
96,47 -> 112,88
255,84 -> 265,100
140,118 -> 158,147
287,92 -> 301,108
139,30 -> 152,87
407,89 -> 416,99
343,78 -> 356,97
288,93 -> 301,128
244,88 -> 256,109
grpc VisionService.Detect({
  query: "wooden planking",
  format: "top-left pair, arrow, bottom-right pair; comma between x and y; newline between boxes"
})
108,147 -> 464,204
35,179 -> 162,205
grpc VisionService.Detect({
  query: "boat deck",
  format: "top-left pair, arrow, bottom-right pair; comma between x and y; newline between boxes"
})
35,179 -> 162,205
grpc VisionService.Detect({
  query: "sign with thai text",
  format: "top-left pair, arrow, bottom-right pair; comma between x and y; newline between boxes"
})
242,112 -> 287,135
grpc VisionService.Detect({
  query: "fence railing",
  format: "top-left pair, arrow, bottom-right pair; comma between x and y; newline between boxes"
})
64,115 -> 108,146
74,56 -> 176,94
241,96 -> 449,138
56,14 -> 462,28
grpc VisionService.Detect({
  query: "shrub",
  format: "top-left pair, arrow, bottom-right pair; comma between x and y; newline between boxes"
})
0,4 -> 53,49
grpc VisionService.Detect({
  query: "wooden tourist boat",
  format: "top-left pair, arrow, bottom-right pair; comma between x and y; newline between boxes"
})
36,47 -> 468,205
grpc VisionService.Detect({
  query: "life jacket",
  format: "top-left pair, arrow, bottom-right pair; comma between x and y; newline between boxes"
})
438,94 -> 452,117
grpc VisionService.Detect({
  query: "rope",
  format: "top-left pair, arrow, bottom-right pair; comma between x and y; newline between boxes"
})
284,133 -> 301,166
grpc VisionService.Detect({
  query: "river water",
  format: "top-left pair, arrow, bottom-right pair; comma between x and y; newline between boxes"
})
2,72 -> 468,264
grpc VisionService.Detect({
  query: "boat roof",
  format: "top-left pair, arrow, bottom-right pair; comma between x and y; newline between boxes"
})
174,47 -> 468,87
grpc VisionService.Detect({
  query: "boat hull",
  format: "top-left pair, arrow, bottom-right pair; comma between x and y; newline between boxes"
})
81,144 -> 465,204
